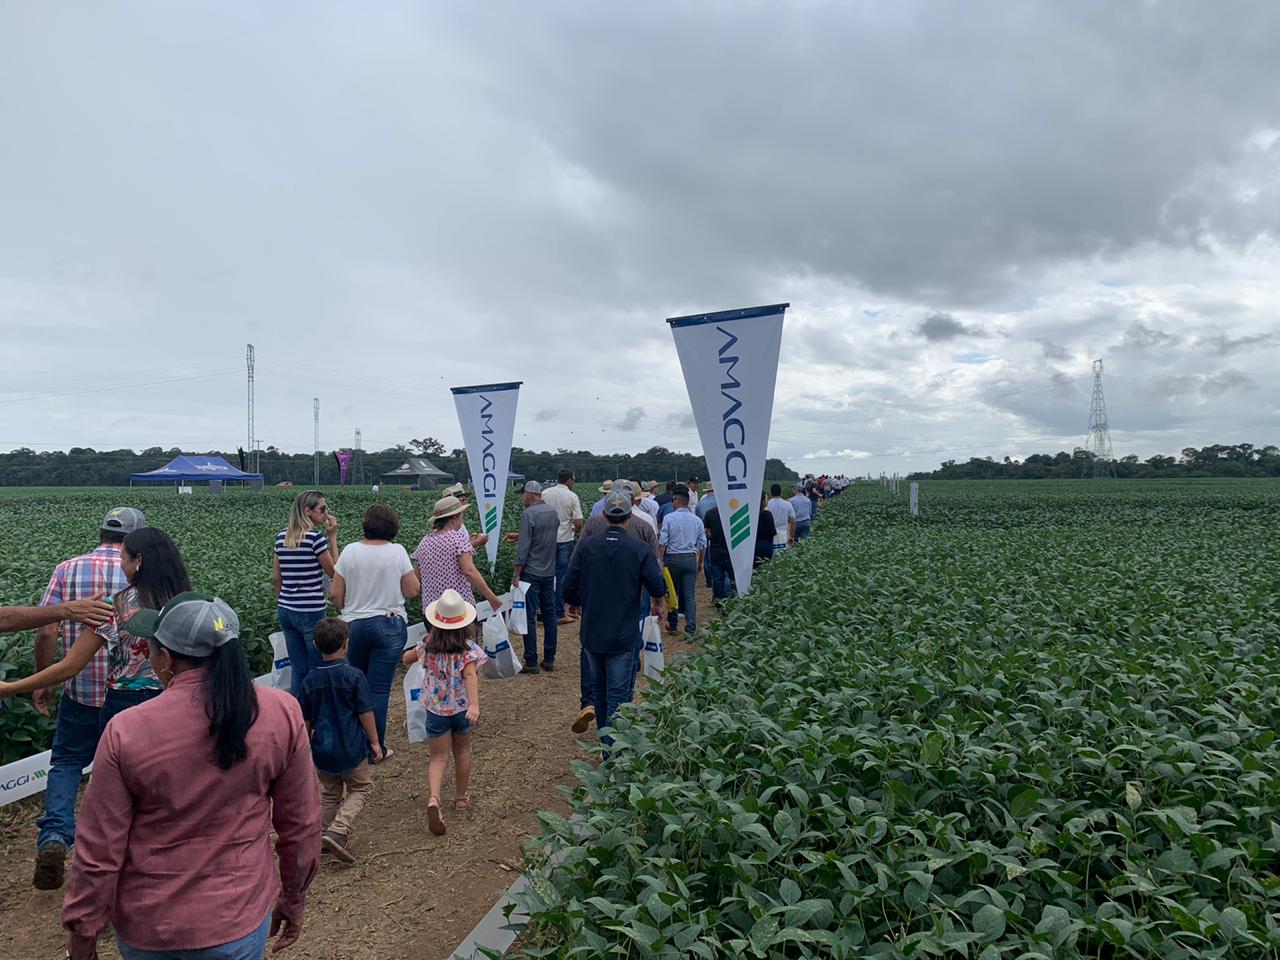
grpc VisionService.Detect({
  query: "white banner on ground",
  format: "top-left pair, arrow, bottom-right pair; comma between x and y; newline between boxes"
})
668,303 -> 788,595
452,382 -> 522,569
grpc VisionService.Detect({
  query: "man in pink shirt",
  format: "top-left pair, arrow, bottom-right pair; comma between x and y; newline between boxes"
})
62,593 -> 320,960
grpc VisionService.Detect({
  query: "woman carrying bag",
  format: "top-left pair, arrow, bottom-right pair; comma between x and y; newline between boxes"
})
410,495 -> 504,610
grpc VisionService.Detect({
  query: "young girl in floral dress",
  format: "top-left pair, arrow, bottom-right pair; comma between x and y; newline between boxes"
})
401,588 -> 488,836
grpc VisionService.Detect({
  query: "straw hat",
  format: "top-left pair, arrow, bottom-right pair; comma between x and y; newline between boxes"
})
425,588 -> 477,629
431,496 -> 466,521
598,479 -> 614,493
442,483 -> 465,498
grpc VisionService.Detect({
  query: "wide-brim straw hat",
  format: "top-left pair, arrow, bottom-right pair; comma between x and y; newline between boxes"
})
425,588 -> 477,630
442,483 -> 465,498
431,495 -> 466,521
598,479 -> 614,493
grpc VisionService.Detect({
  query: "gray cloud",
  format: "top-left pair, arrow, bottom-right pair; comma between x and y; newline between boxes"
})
616,407 -> 645,432
1037,339 -> 1072,361
533,407 -> 560,422
918,313 -> 979,342
1200,332 -> 1275,355
1120,321 -> 1180,350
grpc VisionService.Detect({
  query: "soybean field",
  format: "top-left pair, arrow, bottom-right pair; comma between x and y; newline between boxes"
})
513,479 -> 1280,958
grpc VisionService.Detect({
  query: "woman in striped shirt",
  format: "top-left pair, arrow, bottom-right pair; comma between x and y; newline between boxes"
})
273,491 -> 339,697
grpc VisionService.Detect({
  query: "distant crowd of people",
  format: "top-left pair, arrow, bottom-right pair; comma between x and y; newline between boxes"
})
0,470 -> 847,958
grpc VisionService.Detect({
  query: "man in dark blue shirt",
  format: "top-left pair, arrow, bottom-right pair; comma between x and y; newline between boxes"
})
300,617 -> 382,863
564,490 -> 667,739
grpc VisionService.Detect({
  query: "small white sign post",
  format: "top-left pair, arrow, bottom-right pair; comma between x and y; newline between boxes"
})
910,482 -> 919,516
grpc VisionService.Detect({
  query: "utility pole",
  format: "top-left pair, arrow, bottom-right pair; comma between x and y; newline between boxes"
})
246,344 -> 256,473
313,398 -> 320,485
1085,359 -> 1115,478
354,427 -> 363,485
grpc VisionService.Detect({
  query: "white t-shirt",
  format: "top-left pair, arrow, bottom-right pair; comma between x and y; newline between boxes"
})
540,484 -> 584,543
766,497 -> 796,544
334,540 -> 414,621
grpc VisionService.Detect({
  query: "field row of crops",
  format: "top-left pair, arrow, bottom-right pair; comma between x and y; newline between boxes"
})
512,479 -> 1280,958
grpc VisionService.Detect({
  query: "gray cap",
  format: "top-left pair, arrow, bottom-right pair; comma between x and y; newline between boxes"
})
102,507 -> 146,536
602,490 -> 633,519
122,592 -> 240,658
523,480 -> 543,494
613,478 -> 634,499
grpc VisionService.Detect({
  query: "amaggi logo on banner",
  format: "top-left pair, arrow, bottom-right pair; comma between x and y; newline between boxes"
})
452,382 -> 522,568
669,303 -> 788,595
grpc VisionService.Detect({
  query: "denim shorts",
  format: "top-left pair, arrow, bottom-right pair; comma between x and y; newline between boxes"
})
427,711 -> 471,738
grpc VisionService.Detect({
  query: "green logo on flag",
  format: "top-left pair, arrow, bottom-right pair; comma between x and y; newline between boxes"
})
728,500 -> 751,548
483,502 -> 498,533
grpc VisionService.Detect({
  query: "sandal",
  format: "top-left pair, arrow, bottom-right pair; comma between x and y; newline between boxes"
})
454,795 -> 470,812
427,797 -> 446,836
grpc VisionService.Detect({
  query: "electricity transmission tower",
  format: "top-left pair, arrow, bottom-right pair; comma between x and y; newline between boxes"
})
246,344 -> 256,473
354,427 -> 364,485
1085,359 -> 1115,478
313,398 -> 320,485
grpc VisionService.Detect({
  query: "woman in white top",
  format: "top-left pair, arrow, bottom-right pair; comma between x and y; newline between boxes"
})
329,503 -> 419,756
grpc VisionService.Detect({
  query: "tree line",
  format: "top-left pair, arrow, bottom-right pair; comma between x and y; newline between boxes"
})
908,443 -> 1280,480
0,445 -> 798,487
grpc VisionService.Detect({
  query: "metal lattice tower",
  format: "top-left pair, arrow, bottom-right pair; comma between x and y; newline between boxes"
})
246,344 -> 256,473
1085,359 -> 1115,478
313,398 -> 320,485
354,428 -> 364,485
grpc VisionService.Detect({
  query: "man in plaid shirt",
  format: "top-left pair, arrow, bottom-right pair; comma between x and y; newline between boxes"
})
31,506 -> 143,890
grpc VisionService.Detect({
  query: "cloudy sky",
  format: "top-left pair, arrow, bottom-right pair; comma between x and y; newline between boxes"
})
2,1 -> 1277,476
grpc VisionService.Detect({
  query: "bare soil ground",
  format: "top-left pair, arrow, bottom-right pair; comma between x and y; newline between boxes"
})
0,583 -> 712,960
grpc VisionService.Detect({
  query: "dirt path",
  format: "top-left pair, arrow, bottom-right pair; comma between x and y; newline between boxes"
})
0,584 -> 713,960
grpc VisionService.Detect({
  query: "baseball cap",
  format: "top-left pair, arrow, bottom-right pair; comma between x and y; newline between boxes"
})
523,480 -> 542,494
102,507 -> 146,536
602,490 -> 633,519
673,483 -> 690,497
122,592 -> 240,658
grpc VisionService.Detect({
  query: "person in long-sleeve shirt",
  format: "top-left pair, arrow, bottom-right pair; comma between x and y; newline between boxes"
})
563,492 -> 667,740
62,593 -> 321,960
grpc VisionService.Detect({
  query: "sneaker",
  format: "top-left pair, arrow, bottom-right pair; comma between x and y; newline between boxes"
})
520,663 -> 541,675
322,831 -> 356,865
33,840 -> 67,890
571,705 -> 596,734
540,659 -> 555,672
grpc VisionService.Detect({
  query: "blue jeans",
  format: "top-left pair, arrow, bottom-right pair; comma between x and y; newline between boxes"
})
585,648 -> 637,745
554,541 -> 575,619
118,912 -> 271,960
795,521 -> 812,540
523,574 -> 557,665
99,687 -> 161,736
36,692 -> 101,849
706,555 -> 736,602
664,555 -> 698,635
579,648 -> 594,710
346,614 -> 406,751
278,607 -> 325,698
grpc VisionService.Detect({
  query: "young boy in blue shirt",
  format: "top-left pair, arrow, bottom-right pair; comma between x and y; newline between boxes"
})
299,617 -> 383,863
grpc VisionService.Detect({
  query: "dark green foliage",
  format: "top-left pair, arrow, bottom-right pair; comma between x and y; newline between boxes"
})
911,443 -> 1280,480
510,479 -> 1280,958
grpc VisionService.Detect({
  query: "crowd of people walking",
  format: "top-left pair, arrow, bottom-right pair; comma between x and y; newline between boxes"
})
0,470 -> 846,958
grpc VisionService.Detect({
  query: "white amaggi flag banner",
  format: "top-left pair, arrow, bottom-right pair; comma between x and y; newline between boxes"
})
668,303 -> 788,595
452,382 -> 522,568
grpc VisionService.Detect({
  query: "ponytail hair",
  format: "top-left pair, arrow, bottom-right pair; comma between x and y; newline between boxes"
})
160,637 -> 260,770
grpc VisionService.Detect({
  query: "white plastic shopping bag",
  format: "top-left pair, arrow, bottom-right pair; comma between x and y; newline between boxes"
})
403,661 -> 428,743
507,581 -> 529,635
482,611 -> 523,679
267,631 -> 292,691
641,615 -> 665,681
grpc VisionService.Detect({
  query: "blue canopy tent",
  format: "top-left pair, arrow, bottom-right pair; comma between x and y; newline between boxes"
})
130,455 -> 264,489
508,471 -> 525,489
